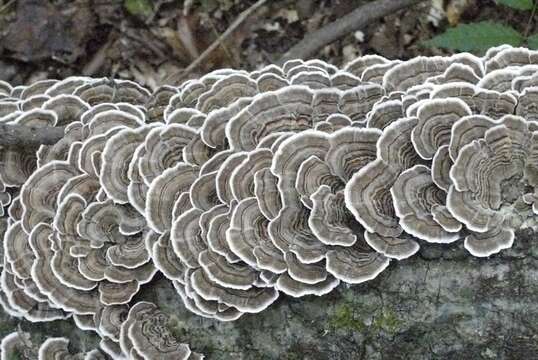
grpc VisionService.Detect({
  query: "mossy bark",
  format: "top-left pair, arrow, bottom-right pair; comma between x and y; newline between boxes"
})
2,229 -> 537,359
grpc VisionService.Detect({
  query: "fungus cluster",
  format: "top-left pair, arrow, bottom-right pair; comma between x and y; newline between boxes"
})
0,329 -> 106,359
1,45 -> 538,357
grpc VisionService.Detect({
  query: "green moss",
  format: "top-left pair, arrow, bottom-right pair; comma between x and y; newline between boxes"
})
6,348 -> 21,360
124,0 -> 153,17
329,303 -> 365,332
372,310 -> 402,334
329,298 -> 403,335
199,343 -> 217,356
167,319 -> 187,340
459,287 -> 475,299
285,350 -> 302,360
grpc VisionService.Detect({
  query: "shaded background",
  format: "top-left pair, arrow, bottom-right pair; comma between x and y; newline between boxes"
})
0,0 -> 534,88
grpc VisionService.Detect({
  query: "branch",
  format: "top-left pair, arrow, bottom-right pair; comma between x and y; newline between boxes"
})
0,124 -> 65,147
164,0 -> 267,85
279,0 -> 427,64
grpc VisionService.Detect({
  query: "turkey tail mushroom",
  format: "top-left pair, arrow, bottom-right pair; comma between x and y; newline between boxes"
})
2,47 -> 538,355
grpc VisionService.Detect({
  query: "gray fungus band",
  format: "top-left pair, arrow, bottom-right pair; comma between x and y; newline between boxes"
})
1,45 -> 538,359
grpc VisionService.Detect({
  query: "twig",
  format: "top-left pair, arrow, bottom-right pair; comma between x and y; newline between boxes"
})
83,31 -> 117,76
207,17 -> 239,68
524,0 -> 537,38
0,0 -> 15,14
279,0 -> 427,64
176,15 -> 200,61
0,124 -> 65,147
164,0 -> 267,85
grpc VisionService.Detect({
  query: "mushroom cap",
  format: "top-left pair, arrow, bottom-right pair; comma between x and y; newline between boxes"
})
199,98 -> 251,149
20,160 -> 79,233
295,155 -> 343,208
271,130 -> 330,206
411,98 -> 471,160
326,242 -> 390,284
426,63 -> 481,85
38,337 -> 73,359
345,159 -> 401,238
226,86 -> 315,151
227,197 -> 284,269
4,221 -> 34,279
275,273 -> 339,298
0,331 -> 38,360
171,207 -> 206,269
256,73 -> 289,92
150,231 -> 188,281
253,168 -> 282,221
431,145 -> 453,192
391,165 -> 461,243
268,204 -> 326,264
344,54 -> 391,78
338,85 -> 385,122
366,99 -> 404,130
516,88 -> 538,122
448,115 -> 532,233
326,127 -> 381,181
20,79 -> 59,99
146,163 -> 199,234
484,46 -> 538,73
145,85 -> 179,123
431,83 -> 517,119
308,186 -> 357,246
100,125 -> 156,203
196,73 -> 258,113
189,268 -> 279,313
121,301 -> 193,360
383,56 -> 449,92
284,252 -> 327,285
229,148 -> 273,202
77,199 -> 145,248
198,249 -> 258,290
42,94 -> 90,126
464,226 -> 514,257
138,124 -> 196,186
345,116 -> 422,239
73,78 -> 151,106
205,202 -> 242,265
82,108 -> 144,138
29,223 -> 100,315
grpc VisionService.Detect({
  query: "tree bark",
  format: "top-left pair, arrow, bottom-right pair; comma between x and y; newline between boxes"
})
4,230 -> 537,358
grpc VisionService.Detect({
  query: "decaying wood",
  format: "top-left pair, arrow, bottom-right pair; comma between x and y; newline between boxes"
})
0,123 -> 64,147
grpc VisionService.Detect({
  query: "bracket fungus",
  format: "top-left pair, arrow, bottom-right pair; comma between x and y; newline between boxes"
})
2,45 -> 538,356
0,329 -> 107,360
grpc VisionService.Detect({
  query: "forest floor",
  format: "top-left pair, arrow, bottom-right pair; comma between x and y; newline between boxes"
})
0,0 -> 536,88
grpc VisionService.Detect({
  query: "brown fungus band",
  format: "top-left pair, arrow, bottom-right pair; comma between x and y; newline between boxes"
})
1,46 -> 538,358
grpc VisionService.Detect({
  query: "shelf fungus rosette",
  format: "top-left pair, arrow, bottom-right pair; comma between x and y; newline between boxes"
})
0,89 -> 160,354
2,45 -> 538,355
0,331 -> 38,360
269,128 -> 390,287
447,115 -> 538,256
119,301 -> 203,360
0,330 -> 106,360
345,116 -> 425,260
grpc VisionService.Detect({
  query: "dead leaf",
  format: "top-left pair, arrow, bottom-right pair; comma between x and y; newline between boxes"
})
446,0 -> 475,26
